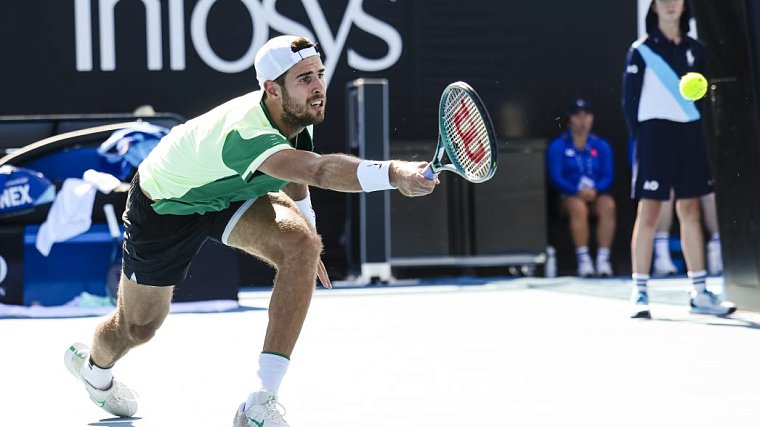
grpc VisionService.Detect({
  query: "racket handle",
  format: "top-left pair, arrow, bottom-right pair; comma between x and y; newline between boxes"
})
422,163 -> 438,180
103,204 -> 121,240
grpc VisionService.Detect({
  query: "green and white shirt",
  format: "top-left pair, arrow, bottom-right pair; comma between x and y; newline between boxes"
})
138,90 -> 314,215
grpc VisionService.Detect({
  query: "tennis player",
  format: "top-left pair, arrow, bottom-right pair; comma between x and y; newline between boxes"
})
64,35 -> 437,427
622,0 -> 735,318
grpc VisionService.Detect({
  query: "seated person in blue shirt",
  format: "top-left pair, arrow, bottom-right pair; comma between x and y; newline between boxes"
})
547,99 -> 616,277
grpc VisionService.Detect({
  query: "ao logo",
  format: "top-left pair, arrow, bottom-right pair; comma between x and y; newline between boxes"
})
0,255 -> 6,285
74,0 -> 403,87
643,180 -> 659,191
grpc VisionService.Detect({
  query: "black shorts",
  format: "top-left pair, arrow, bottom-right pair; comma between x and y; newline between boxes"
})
121,173 -> 255,286
632,119 -> 713,200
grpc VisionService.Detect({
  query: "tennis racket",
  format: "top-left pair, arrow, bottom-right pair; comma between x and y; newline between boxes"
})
103,203 -> 122,303
422,81 -> 498,183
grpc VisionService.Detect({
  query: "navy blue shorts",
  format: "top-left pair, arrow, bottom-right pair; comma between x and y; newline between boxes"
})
121,173 -> 253,286
631,119 -> 713,200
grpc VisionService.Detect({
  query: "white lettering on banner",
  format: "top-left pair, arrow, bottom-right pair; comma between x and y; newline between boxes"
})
345,0 -> 402,71
169,0 -> 186,70
191,0 -> 267,74
0,185 -> 33,209
74,0 -> 404,85
74,0 -> 93,70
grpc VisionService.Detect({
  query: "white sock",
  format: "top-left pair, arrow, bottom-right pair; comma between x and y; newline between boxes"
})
654,232 -> 670,258
576,246 -> 591,264
710,233 -> 720,243
245,353 -> 289,411
689,270 -> 707,293
596,247 -> 610,263
632,273 -> 649,293
250,353 -> 288,399
81,357 -> 113,390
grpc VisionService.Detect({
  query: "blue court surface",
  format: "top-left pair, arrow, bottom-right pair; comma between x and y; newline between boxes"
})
1,276 -> 759,427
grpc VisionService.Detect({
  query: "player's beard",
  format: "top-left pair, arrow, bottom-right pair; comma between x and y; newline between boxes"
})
281,86 -> 325,129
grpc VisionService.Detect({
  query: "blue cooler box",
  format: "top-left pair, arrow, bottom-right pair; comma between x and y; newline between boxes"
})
22,224 -> 114,306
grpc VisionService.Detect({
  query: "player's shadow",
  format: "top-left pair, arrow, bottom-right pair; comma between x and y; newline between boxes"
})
89,417 -> 141,426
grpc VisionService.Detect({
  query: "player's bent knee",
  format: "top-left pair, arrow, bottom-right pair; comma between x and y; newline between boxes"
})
295,232 -> 323,260
280,231 -> 322,265
115,293 -> 170,345
125,321 -> 161,344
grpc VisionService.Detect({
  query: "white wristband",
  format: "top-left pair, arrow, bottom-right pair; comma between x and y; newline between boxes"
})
294,194 -> 316,227
357,160 -> 396,192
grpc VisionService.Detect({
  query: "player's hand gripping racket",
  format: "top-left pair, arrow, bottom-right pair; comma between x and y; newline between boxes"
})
423,81 -> 498,183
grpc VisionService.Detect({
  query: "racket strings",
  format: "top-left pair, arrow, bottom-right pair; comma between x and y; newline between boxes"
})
441,89 -> 493,180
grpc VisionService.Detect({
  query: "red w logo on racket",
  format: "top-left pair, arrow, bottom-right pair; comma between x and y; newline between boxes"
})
453,99 -> 487,164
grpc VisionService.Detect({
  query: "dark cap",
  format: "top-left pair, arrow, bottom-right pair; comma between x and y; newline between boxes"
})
567,98 -> 593,115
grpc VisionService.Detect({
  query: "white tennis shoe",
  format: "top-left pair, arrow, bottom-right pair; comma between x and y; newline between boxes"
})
233,391 -> 290,427
64,342 -> 138,417
577,258 -> 595,278
630,289 -> 651,319
690,290 -> 736,316
596,259 -> 613,277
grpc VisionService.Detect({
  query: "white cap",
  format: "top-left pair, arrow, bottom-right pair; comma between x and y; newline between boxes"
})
254,35 -> 320,88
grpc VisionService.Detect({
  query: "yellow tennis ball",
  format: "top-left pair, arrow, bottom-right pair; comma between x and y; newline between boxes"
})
679,72 -> 708,101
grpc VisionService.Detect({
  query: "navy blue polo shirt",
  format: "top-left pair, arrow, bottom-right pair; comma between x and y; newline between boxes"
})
621,26 -> 706,138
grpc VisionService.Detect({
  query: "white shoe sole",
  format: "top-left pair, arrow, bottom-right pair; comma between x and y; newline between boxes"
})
690,305 -> 737,316
630,308 -> 651,319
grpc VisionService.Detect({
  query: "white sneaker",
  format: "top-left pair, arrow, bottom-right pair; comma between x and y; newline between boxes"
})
652,254 -> 677,276
233,391 -> 290,427
64,342 -> 138,417
630,289 -> 651,319
577,258 -> 595,277
690,290 -> 737,315
707,240 -> 723,275
596,259 -> 613,277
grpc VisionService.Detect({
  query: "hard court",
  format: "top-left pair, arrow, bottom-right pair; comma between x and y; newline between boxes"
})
1,276 -> 758,427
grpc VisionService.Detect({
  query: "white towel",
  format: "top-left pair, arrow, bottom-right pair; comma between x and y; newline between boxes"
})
83,169 -> 121,194
35,170 -> 121,256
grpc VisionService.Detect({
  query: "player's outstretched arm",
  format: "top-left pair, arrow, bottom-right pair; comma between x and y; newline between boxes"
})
258,149 -> 437,197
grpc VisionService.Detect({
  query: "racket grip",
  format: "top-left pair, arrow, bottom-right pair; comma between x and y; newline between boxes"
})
103,204 -> 121,240
422,163 -> 438,180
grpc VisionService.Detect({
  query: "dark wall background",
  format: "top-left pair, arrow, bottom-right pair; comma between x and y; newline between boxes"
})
691,0 -> 760,309
0,0 -> 641,276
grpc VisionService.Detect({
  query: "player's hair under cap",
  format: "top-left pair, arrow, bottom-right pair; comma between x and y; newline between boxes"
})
254,35 -> 320,89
